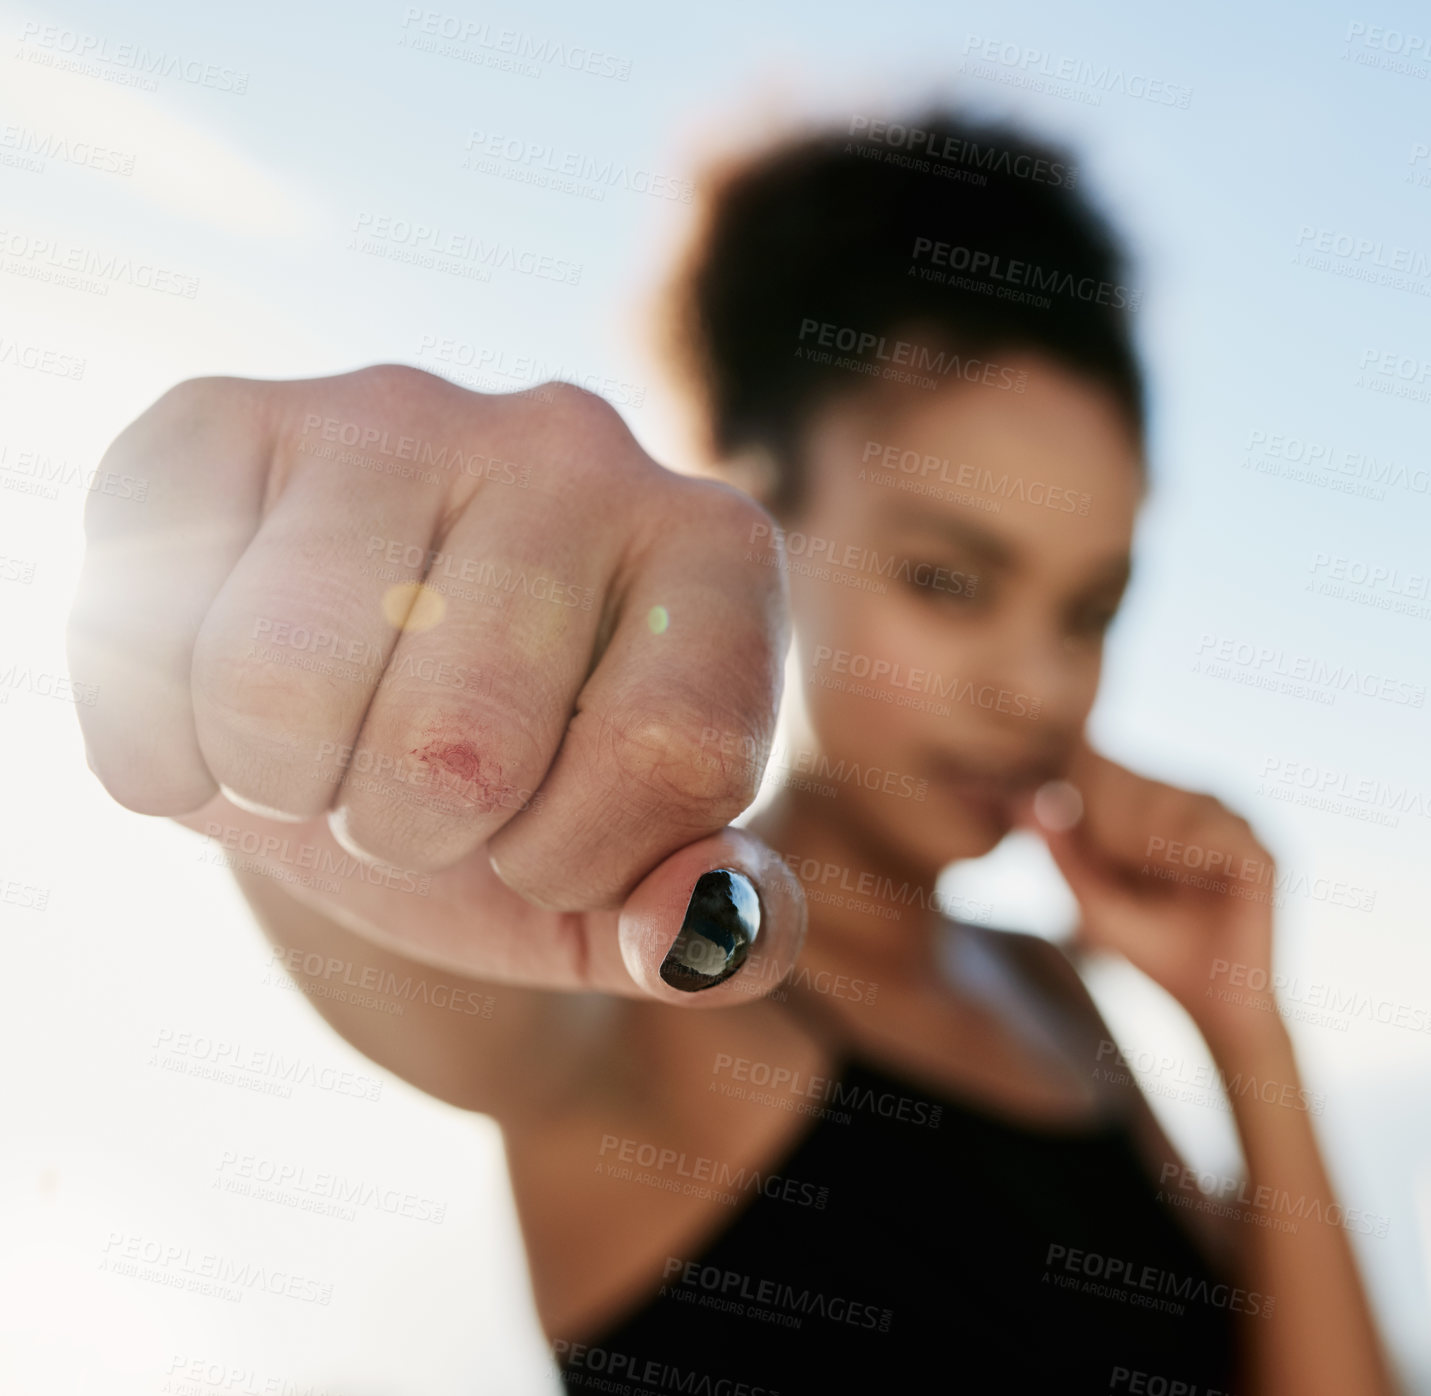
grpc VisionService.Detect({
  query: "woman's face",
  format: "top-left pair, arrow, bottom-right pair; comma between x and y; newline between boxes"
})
770,351 -> 1144,874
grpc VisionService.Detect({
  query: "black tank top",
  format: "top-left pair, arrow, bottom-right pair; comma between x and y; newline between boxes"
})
558,979 -> 1242,1395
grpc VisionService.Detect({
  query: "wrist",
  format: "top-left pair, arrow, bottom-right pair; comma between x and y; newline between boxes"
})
1194,996 -> 1295,1066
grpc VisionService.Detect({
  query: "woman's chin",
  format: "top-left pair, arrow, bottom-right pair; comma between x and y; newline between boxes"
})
904,802 -> 1011,868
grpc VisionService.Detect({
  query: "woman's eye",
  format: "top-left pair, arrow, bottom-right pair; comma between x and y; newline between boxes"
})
907,566 -> 982,604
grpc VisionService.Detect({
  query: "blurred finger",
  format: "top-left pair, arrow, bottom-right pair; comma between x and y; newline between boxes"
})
69,378 -> 273,814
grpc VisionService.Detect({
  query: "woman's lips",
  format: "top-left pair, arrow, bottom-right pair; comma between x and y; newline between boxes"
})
924,754 -> 1050,823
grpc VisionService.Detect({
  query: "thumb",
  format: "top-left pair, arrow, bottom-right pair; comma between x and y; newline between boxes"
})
174,792 -> 806,1010
1040,825 -> 1121,916
1017,786 -> 1145,957
615,825 -> 809,1008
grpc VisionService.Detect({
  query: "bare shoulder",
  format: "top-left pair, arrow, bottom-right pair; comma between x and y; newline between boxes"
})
993,926 -> 1083,986
990,928 -> 1110,1038
989,928 -> 1131,1096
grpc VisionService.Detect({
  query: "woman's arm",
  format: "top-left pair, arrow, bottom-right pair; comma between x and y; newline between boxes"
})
1023,740 -> 1398,1396
230,860 -> 623,1125
1201,1009 -> 1397,1396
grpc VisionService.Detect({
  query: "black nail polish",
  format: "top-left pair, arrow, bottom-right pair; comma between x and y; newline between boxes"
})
660,868 -> 761,992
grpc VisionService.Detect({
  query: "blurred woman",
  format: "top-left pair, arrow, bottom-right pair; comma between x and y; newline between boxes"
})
526,109 -> 1393,1393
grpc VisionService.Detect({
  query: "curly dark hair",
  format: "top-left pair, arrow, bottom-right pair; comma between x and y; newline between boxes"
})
660,109 -> 1146,514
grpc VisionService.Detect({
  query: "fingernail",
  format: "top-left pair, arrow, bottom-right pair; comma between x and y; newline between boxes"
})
220,783 -> 308,824
660,868 -> 761,992
1033,779 -> 1083,832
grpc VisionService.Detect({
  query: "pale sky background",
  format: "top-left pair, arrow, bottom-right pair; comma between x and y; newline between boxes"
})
2,0 -> 1430,1391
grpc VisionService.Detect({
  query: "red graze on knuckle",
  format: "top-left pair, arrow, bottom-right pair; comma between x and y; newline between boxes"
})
408,716 -> 523,816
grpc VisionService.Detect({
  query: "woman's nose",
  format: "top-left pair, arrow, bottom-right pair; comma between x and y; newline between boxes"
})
964,621 -> 1088,725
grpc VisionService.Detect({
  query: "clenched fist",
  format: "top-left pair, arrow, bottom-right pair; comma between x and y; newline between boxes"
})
68,366 -> 806,1005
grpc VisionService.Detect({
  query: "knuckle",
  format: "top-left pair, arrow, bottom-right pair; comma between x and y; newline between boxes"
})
1169,791 -> 1220,833
192,641 -> 343,757
668,480 -> 789,615
701,474 -> 777,530
85,377 -> 233,533
539,378 -> 622,424
685,476 -> 779,549
389,702 -> 547,822
147,375 -> 266,447
535,382 -> 647,470
279,365 -> 451,461
1174,789 -> 1216,814
149,374 -> 235,419
349,361 -> 446,404
1203,800 -> 1250,839
607,699 -> 766,825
